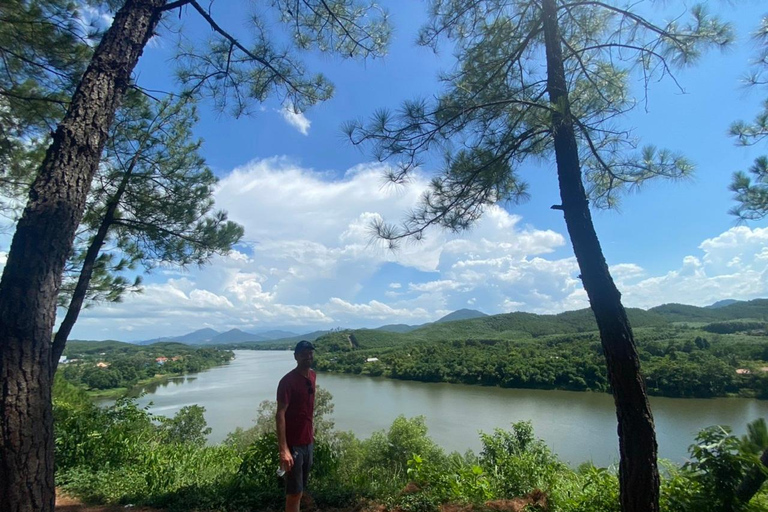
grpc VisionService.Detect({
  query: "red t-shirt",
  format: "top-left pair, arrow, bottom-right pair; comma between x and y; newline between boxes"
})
277,368 -> 316,446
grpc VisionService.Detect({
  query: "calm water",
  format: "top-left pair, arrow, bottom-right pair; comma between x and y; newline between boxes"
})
126,350 -> 768,467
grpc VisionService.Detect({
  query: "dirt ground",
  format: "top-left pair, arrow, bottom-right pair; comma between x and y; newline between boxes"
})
55,488 -> 547,512
55,490 -> 161,512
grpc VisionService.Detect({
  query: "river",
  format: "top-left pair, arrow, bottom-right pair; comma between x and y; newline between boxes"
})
127,350 -> 768,467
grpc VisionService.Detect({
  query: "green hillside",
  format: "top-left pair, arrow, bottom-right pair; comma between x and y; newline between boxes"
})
312,306 -> 671,351
435,308 -> 488,323
650,299 -> 768,323
312,301 -> 768,399
66,339 -> 194,355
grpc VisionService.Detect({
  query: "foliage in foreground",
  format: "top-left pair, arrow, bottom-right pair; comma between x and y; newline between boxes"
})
54,379 -> 768,511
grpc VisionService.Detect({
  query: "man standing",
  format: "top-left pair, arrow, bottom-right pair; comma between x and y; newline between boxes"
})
276,340 -> 316,512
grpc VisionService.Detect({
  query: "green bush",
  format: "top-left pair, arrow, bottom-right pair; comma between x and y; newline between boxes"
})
361,415 -> 446,474
405,452 -> 493,505
552,463 -> 620,512
479,421 -> 564,498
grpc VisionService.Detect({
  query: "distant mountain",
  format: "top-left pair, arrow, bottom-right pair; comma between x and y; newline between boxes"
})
136,327 -> 302,346
208,328 -> 267,344
131,300 -> 767,347
435,309 -> 488,323
707,299 -> 741,309
258,330 -> 299,340
175,328 -> 221,343
229,330 -> 330,348
375,323 -> 420,333
289,330 -> 330,342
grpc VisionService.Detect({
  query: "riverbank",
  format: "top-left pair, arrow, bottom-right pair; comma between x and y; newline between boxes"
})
60,342 -> 235,399
310,326 -> 768,400
85,373 -> 188,399
117,350 -> 768,467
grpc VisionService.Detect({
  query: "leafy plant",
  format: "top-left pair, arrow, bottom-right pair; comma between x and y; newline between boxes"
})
479,421 -> 564,497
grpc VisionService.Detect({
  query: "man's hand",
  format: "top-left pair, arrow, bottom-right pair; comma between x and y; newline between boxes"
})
280,447 -> 294,473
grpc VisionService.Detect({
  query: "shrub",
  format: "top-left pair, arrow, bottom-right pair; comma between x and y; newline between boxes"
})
479,421 -> 564,498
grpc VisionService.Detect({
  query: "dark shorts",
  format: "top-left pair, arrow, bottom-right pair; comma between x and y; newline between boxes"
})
285,443 -> 313,495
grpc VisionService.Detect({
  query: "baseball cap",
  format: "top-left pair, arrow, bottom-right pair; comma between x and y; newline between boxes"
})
294,340 -> 315,353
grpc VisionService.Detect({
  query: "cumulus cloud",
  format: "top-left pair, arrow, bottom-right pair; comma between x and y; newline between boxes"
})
617,226 -> 768,309
63,158 -> 768,341
327,298 -> 430,321
278,104 -> 311,135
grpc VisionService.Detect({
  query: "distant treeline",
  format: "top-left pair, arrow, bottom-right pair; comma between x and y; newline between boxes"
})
311,302 -> 768,399
61,341 -> 234,391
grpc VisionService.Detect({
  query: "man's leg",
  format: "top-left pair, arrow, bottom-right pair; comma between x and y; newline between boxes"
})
302,443 -> 314,504
285,447 -> 305,512
286,492 -> 302,512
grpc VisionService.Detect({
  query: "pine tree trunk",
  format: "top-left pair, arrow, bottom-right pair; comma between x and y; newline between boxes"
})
540,1 -> 659,511
0,2 -> 166,511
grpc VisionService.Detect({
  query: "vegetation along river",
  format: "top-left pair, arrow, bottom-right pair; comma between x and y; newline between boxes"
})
126,350 -> 768,467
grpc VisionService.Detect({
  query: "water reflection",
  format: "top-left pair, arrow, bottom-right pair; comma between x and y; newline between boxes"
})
115,350 -> 768,467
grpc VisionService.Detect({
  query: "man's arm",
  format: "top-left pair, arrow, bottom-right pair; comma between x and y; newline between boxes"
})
276,399 -> 293,472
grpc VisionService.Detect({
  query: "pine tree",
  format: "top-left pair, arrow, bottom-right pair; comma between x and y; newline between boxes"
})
52,92 -> 244,368
730,15 -> 768,221
0,1 -> 389,510
346,2 -> 731,510
0,0 -> 94,215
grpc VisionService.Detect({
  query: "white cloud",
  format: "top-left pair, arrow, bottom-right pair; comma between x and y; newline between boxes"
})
616,226 -> 768,309
278,104 -> 311,135
63,158 -> 768,341
327,298 -> 430,321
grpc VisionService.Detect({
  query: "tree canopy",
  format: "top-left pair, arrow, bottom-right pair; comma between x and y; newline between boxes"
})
52,92 -> 245,364
730,15 -> 768,221
347,1 -> 731,241
0,0 -> 96,215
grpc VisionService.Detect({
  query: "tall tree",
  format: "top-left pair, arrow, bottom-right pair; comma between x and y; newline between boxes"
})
730,15 -> 768,220
346,2 -> 731,511
0,1 -> 389,511
52,92 -> 244,368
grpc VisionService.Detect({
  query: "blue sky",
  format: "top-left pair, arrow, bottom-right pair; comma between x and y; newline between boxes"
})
27,1 -> 768,341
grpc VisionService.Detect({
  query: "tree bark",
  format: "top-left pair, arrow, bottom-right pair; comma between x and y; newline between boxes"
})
0,2 -> 166,511
51,156 -> 137,371
540,1 -> 659,512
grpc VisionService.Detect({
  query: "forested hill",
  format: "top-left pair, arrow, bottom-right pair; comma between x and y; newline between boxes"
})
311,299 -> 768,352
314,307 -> 671,351
312,299 -> 768,399
650,299 -> 768,323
